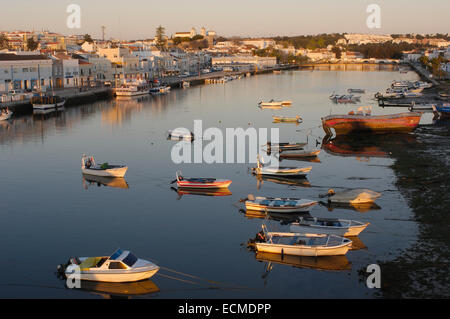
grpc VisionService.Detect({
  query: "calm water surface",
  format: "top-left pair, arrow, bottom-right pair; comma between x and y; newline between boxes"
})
1,70 -> 445,298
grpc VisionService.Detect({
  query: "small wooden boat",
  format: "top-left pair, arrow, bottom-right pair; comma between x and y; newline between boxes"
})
290,217 -> 369,237
267,142 -> 307,152
320,188 -> 381,204
168,129 -> 194,140
252,155 -> 312,178
60,249 -> 159,283
409,101 -> 434,112
322,112 -> 422,136
432,103 -> 450,118
252,226 -> 352,257
31,93 -> 65,110
258,100 -> 283,107
347,89 -> 365,94
272,115 -> 302,123
174,171 -> 232,189
81,155 -> 128,178
245,194 -> 317,213
0,107 -> 12,121
279,149 -> 321,158
281,100 -> 292,106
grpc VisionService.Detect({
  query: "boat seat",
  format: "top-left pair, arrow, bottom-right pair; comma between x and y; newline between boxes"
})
79,257 -> 103,271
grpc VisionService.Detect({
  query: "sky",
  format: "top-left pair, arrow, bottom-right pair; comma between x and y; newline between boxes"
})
1,0 -> 449,40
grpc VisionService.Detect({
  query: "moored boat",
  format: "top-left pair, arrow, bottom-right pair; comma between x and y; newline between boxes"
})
251,155 -> 312,178
0,107 -> 12,121
245,194 -> 317,213
115,81 -> 150,97
279,149 -> 321,158
251,226 -> 352,257
272,115 -> 302,123
81,155 -> 128,178
258,100 -> 283,107
347,89 -> 365,94
31,93 -> 65,110
320,188 -> 381,204
322,112 -> 422,136
174,171 -> 232,189
432,103 -> 450,118
289,217 -> 370,237
168,128 -> 194,140
59,249 -> 159,283
267,141 -> 307,152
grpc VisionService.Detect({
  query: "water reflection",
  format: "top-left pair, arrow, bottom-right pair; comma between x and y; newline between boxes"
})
255,252 -> 351,275
171,187 -> 232,199
319,201 -> 382,213
82,174 -> 129,190
239,208 -> 310,223
78,279 -> 159,299
254,175 -> 311,189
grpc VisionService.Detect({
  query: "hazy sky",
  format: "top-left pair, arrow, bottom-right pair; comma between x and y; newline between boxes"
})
1,0 -> 449,39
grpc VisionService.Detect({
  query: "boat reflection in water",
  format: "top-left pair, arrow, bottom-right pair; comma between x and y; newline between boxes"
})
79,279 -> 159,299
171,187 -> 232,199
33,107 -> 65,118
82,174 -> 129,190
347,236 -> 367,251
254,175 -> 311,190
255,252 -> 351,280
240,209 -> 310,223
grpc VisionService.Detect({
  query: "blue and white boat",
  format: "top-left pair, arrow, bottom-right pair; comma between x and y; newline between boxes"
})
433,103 -> 450,118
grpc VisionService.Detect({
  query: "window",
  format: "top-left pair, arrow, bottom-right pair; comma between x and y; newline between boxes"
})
122,253 -> 138,267
108,262 -> 127,269
22,68 -> 29,72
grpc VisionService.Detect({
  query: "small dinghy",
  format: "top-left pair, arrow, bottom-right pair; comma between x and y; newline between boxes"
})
168,128 -> 194,140
289,217 -> 369,237
272,115 -> 302,123
251,155 -> 312,178
281,100 -> 292,106
0,107 -> 12,121
320,189 -> 381,204
432,103 -> 450,118
174,171 -> 232,189
58,249 -> 159,283
279,149 -> 321,158
267,141 -> 307,152
245,194 -> 317,213
347,89 -> 365,94
251,225 -> 352,257
258,100 -> 283,107
81,155 -> 128,178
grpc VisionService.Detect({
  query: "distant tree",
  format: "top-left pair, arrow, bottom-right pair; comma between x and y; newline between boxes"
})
26,38 -> 39,51
191,35 -> 204,41
332,46 -> 342,59
84,34 -> 94,43
0,34 -> 9,49
155,25 -> 166,50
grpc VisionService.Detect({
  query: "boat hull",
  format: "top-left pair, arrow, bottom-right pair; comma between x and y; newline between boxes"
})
82,167 -> 128,178
68,267 -> 159,283
245,202 -> 316,213
322,112 -> 422,135
33,100 -> 66,110
255,242 -> 351,257
290,223 -> 369,237
177,180 -> 232,189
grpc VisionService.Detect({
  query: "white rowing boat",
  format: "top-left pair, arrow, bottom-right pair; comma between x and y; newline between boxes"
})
253,225 -> 352,257
289,217 -> 369,237
81,155 -> 128,178
258,100 -> 283,107
251,155 -> 312,177
272,115 -> 302,123
61,249 -> 159,283
245,194 -> 317,213
168,128 -> 194,140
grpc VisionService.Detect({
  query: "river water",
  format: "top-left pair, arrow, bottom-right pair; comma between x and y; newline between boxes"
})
1,70 -> 448,298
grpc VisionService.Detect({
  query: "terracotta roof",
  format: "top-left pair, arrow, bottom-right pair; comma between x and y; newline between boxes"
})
0,53 -> 49,61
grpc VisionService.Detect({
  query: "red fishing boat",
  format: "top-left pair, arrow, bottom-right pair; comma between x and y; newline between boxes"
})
322,112 -> 422,136
174,171 -> 232,189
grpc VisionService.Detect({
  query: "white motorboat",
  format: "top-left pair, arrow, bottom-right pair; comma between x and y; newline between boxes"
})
245,194 -> 317,213
320,189 -> 381,204
62,249 -> 160,283
0,108 -> 12,121
251,155 -> 312,178
168,128 -> 194,140
81,155 -> 128,178
150,86 -> 171,95
115,81 -> 150,97
289,217 -> 370,237
252,225 -> 353,257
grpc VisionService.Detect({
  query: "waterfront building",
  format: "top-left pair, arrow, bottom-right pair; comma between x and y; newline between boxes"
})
211,55 -> 276,69
0,52 -> 52,92
241,39 -> 276,50
53,53 -> 80,88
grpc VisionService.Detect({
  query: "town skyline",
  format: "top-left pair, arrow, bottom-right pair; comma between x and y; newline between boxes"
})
2,0 -> 450,40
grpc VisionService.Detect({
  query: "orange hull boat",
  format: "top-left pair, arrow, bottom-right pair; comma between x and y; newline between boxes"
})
322,112 -> 422,136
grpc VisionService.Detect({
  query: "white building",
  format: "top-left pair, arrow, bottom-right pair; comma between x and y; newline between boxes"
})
53,53 -> 80,88
212,55 -> 277,69
0,52 -> 53,92
241,39 -> 276,50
